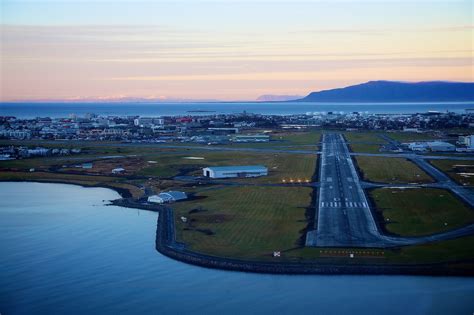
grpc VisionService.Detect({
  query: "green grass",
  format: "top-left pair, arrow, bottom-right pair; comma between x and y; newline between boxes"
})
342,131 -> 386,144
172,186 -> 312,259
370,188 -> 474,236
151,130 -> 321,149
429,159 -> 474,186
0,157 -> 74,170
384,132 -> 440,142
355,156 -> 433,183
285,236 -> 474,265
140,151 -> 317,183
385,235 -> 474,264
349,143 -> 381,153
219,130 -> 321,150
270,235 -> 474,265
275,130 -> 322,145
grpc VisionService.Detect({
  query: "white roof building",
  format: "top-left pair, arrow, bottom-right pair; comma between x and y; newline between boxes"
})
112,167 -> 125,174
407,142 -> 428,151
203,165 -> 268,179
148,191 -> 187,204
407,141 -> 456,152
427,141 -> 455,152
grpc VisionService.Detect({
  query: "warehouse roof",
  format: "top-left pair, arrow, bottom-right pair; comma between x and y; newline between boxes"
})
203,165 -> 267,171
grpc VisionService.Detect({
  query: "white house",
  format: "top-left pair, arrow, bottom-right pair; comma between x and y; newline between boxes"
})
202,165 -> 268,179
148,191 -> 187,204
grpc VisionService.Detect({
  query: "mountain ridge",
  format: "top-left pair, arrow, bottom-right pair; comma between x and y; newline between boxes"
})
296,81 -> 474,102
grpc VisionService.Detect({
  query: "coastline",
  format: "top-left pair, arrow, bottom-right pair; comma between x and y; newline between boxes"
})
2,179 -> 473,276
0,179 -> 134,199
155,206 -> 474,277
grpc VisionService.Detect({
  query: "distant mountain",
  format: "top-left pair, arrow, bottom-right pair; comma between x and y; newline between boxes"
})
256,94 -> 302,102
297,81 -> 474,102
13,97 -> 222,103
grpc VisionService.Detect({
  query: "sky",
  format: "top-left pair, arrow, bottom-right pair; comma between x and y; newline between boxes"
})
1,0 -> 473,101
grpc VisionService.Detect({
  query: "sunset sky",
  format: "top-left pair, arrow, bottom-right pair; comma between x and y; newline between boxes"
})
1,0 -> 473,101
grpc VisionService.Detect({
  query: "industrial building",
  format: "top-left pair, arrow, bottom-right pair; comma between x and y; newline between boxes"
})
458,135 -> 474,148
427,141 -> 456,152
232,134 -> 270,142
148,191 -> 187,204
202,165 -> 268,178
407,141 -> 456,152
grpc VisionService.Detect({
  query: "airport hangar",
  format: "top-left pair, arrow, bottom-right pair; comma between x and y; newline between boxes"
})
202,165 -> 268,179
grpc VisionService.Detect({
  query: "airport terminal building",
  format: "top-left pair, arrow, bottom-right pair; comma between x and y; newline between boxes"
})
203,165 -> 268,179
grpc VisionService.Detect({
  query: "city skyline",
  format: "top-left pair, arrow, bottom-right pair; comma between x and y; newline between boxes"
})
1,0 -> 473,101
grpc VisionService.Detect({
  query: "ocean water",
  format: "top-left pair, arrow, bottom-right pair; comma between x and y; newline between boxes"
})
0,182 -> 473,314
1,102 -> 474,118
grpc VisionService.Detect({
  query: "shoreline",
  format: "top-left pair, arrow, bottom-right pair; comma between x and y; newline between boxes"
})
0,178 -> 134,199
2,179 -> 474,276
155,207 -> 474,277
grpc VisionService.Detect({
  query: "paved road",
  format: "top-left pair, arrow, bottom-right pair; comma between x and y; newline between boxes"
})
410,158 -> 474,207
306,133 -> 474,248
349,152 -> 474,160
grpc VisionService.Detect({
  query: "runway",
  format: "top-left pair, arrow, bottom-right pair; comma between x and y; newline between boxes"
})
306,133 -> 381,247
306,133 -> 474,248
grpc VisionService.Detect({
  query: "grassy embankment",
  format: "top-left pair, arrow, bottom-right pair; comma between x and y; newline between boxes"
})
370,188 -> 474,236
429,159 -> 474,186
172,186 -> 313,260
355,156 -> 433,184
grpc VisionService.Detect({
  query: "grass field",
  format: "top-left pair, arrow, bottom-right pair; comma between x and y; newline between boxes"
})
370,188 -> 474,236
172,186 -> 312,259
342,131 -> 386,144
151,130 -> 322,149
384,131 -> 440,142
0,156 -> 78,170
385,235 -> 474,264
355,156 -> 433,183
270,130 -> 322,145
280,235 -> 474,266
429,159 -> 474,186
221,130 -> 321,151
140,151 -> 317,183
349,143 -> 382,153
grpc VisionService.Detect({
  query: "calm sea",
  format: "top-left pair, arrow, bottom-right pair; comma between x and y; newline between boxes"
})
0,182 -> 473,314
1,102 -> 474,118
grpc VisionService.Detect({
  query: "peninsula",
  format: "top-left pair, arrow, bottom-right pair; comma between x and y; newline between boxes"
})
2,110 -> 474,276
